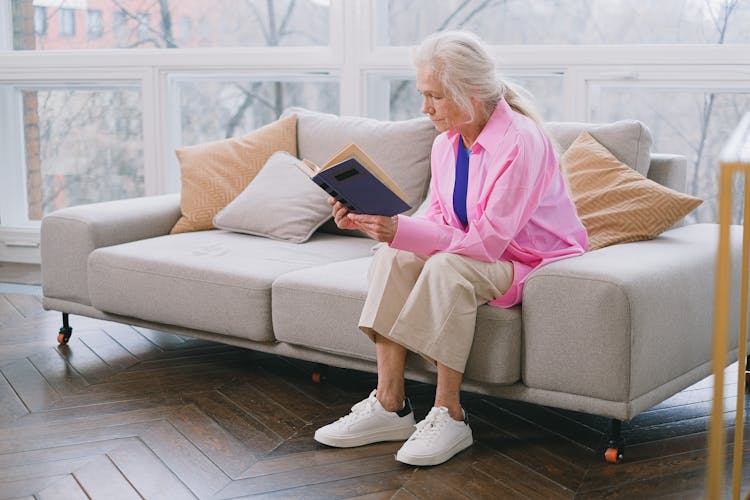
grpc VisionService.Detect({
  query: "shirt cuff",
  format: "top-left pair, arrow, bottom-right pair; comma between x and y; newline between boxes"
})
389,215 -> 441,256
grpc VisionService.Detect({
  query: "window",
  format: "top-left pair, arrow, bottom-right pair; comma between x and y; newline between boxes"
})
170,75 -> 338,190
87,10 -> 103,39
376,0 -> 750,45
59,8 -> 75,38
33,6 -> 46,36
369,72 -> 564,122
591,84 -> 750,224
12,0 -> 331,50
13,86 -> 145,220
113,9 -> 127,43
1,0 -> 749,258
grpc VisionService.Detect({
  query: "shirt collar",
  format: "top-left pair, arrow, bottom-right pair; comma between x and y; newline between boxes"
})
446,97 -> 514,153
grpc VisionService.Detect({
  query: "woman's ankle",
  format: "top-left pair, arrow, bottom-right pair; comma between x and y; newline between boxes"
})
434,399 -> 464,421
375,388 -> 405,413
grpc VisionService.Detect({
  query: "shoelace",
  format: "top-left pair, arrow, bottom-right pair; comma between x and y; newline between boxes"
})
337,393 -> 378,427
408,407 -> 450,443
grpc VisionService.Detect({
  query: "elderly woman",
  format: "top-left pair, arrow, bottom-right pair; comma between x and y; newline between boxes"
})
315,30 -> 588,466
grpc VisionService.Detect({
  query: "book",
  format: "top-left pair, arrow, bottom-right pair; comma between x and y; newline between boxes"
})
299,143 -> 412,216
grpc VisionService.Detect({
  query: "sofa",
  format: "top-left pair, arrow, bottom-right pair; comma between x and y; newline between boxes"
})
40,108 -> 747,463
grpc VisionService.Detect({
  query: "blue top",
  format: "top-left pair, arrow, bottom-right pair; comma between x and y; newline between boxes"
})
453,137 -> 471,228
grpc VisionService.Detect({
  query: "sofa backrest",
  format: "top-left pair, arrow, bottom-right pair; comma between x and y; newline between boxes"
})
283,108 -> 686,236
545,120 -> 653,177
283,107 -> 439,215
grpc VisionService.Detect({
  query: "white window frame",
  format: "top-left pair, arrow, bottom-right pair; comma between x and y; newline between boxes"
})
0,0 -> 749,264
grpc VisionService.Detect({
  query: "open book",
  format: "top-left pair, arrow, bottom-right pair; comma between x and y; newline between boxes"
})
299,143 -> 412,216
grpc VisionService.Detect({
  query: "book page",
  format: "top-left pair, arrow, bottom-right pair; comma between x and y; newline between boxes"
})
298,159 -> 320,177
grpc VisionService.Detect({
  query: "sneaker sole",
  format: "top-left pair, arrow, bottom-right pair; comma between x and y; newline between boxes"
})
395,432 -> 473,466
314,425 -> 415,448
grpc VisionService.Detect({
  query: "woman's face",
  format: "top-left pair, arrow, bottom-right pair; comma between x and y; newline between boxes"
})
416,66 -> 469,133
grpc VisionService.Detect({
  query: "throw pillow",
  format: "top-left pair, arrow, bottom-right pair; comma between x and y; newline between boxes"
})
561,131 -> 702,251
170,114 -> 297,234
282,107 -> 438,217
213,151 -> 331,243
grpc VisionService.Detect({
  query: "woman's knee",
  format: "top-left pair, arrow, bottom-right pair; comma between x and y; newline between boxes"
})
373,246 -> 424,270
423,252 -> 467,275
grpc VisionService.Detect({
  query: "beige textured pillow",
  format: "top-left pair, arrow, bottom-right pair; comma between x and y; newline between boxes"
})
213,151 -> 331,243
562,131 -> 702,251
170,114 -> 297,234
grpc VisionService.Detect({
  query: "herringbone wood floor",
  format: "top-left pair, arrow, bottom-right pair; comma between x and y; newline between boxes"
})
0,285 -> 748,498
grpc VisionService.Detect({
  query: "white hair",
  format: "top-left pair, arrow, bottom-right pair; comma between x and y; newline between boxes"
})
413,30 -> 542,125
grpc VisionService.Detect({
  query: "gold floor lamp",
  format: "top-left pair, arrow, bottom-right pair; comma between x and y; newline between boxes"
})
707,112 -> 750,500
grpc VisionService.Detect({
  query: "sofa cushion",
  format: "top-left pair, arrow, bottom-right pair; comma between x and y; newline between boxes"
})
561,132 -> 702,250
171,114 -> 298,234
272,257 -> 522,385
88,231 -> 375,342
212,151 -> 331,243
283,107 -> 437,216
546,119 -> 652,177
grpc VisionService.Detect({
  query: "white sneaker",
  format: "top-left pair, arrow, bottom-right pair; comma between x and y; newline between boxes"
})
314,390 -> 416,448
396,406 -> 473,466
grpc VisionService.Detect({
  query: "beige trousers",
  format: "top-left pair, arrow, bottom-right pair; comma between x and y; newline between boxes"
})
358,246 -> 514,374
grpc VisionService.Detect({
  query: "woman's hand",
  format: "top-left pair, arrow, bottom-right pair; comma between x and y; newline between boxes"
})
328,198 -> 360,231
327,198 -> 398,243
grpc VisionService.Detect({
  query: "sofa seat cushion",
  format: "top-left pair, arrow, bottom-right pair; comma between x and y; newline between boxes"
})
272,257 -> 522,385
87,231 -> 375,342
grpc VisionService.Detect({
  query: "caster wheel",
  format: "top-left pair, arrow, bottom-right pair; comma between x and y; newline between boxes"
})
311,363 -> 328,383
57,326 -> 72,345
604,447 -> 622,464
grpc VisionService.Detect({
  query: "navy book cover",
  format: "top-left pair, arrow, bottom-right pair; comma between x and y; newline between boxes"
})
300,144 -> 412,217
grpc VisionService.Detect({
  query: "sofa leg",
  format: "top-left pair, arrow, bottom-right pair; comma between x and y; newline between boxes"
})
604,419 -> 624,464
57,313 -> 73,345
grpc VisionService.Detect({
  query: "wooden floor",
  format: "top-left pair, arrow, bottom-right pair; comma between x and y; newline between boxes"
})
0,276 -> 748,498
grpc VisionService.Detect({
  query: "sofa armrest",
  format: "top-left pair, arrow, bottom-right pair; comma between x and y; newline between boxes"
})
522,223 -> 743,408
41,194 -> 181,306
647,154 -> 687,192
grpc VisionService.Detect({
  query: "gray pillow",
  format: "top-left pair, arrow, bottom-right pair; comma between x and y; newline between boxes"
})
281,107 -> 438,216
213,151 -> 331,243
545,120 -> 653,177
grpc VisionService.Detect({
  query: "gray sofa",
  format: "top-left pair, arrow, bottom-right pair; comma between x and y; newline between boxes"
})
41,108 -> 747,463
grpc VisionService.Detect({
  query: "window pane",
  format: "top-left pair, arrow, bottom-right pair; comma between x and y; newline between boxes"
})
170,76 -> 337,192
11,0 -> 329,50
33,6 -> 46,36
175,76 -> 338,147
20,86 -> 144,219
87,10 -> 104,39
374,73 -> 564,122
591,86 -> 749,224
377,0 -> 750,46
59,8 -> 75,37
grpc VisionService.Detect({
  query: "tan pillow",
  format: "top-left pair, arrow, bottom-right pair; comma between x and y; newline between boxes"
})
170,114 -> 297,234
562,131 -> 702,251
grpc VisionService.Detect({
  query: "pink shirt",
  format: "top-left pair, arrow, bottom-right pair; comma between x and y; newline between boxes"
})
390,98 -> 588,307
